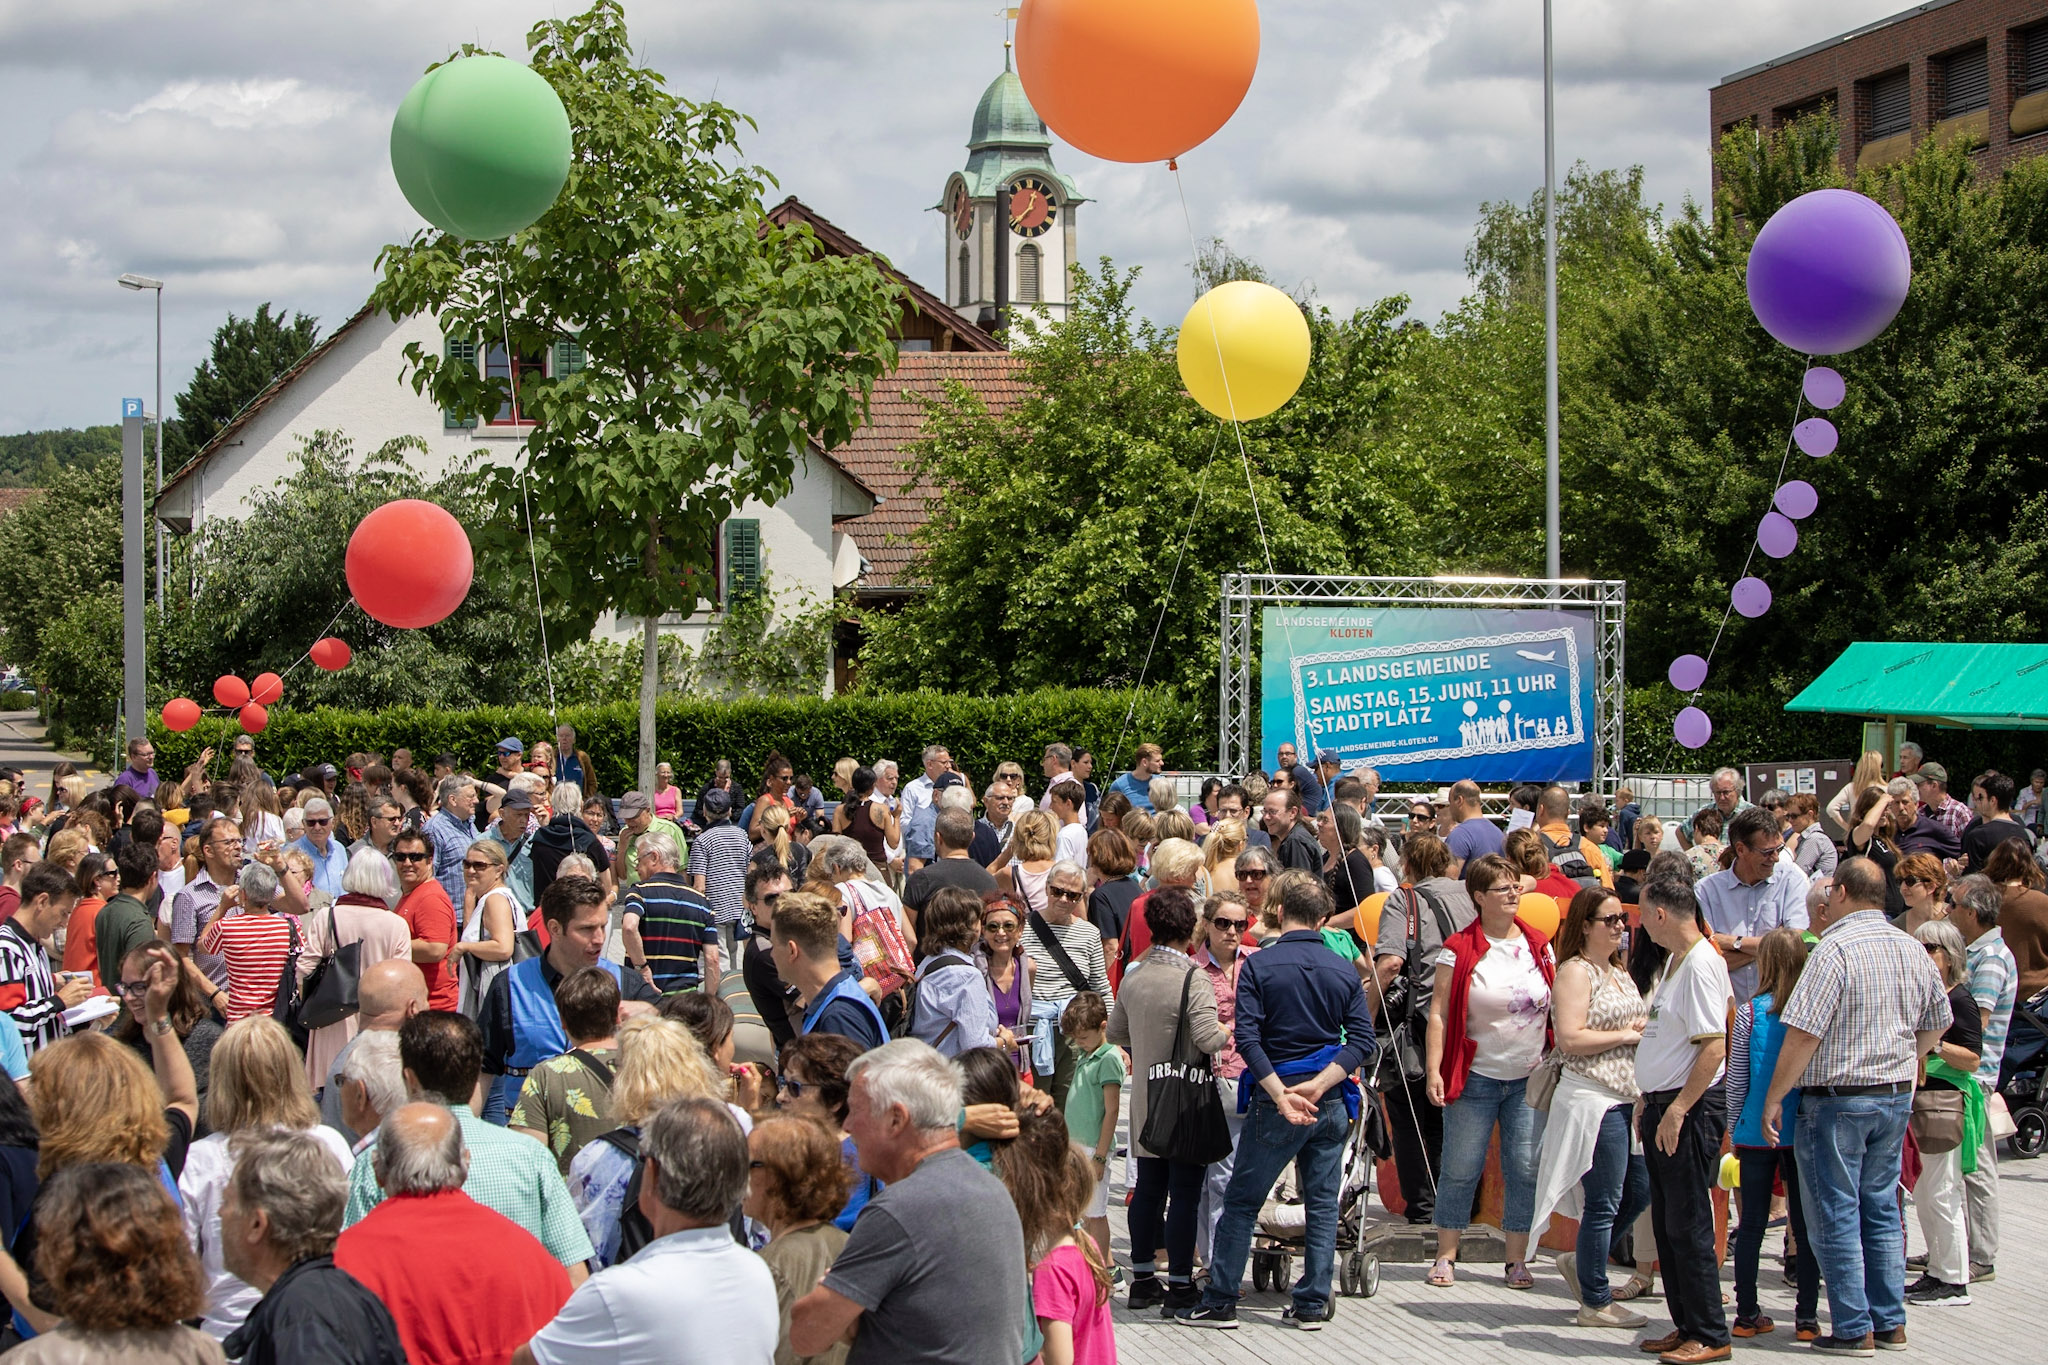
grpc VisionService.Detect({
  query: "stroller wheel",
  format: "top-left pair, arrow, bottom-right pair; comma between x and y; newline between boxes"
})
1362,1252 -> 1382,1297
2013,1107 -> 2047,1159
1252,1253 -> 1273,1292
1340,1253 -> 1361,1297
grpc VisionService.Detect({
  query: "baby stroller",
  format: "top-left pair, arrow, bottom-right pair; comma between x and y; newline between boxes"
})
1996,988 -> 2048,1158
1245,1099 -> 1386,1299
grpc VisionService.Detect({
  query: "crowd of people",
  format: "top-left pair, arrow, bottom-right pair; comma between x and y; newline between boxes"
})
0,730 -> 2036,1363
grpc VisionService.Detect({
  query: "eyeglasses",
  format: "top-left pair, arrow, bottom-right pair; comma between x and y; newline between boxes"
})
391,851 -> 430,863
462,860 -> 495,872
1047,886 -> 1083,902
210,836 -> 243,849
1239,869 -> 1268,881
116,979 -> 149,999
1211,917 -> 1247,931
777,1077 -> 810,1097
1482,884 -> 1521,897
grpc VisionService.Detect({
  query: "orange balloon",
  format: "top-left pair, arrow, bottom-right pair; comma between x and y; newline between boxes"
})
1016,0 -> 1260,164
1517,892 -> 1562,940
1353,891 -> 1389,948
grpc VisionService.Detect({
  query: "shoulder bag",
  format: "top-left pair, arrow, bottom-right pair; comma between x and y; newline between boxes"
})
1910,1088 -> 1967,1154
1137,968 -> 1233,1165
1027,911 -> 1093,996
296,904 -> 363,1033
270,915 -> 309,1045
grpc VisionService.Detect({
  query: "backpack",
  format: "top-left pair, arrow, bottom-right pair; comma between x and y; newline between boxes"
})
593,1128 -> 656,1263
1540,830 -> 1601,891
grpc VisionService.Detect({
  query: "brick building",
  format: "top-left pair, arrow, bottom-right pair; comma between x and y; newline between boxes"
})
1712,0 -> 2048,184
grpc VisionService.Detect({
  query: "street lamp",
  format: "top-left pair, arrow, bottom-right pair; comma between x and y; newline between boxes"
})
117,273 -> 164,607
1542,0 -> 1560,582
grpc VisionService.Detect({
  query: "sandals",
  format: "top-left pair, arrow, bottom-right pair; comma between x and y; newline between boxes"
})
1426,1258 -> 1456,1287
1505,1261 -> 1535,1290
1614,1272 -> 1655,1302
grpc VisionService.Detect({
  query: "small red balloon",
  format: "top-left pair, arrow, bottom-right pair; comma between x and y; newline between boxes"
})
213,675 -> 250,708
238,703 -> 269,734
161,698 -> 202,732
250,672 -> 284,706
309,637 -> 353,671
346,500 -> 474,630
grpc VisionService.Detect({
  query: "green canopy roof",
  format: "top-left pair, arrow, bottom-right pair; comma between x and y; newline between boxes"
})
1784,642 -> 2048,730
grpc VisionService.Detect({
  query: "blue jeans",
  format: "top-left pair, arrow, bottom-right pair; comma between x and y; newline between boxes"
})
1795,1090 -> 1911,1340
1577,1102 -> 1651,1307
1435,1072 -> 1542,1235
1198,1089 -> 1349,1315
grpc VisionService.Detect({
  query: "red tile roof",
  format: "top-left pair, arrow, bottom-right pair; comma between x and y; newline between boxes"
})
834,352 -> 1029,592
766,198 -> 1003,354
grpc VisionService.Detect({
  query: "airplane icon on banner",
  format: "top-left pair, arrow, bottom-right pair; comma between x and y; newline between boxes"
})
1514,649 -> 1558,663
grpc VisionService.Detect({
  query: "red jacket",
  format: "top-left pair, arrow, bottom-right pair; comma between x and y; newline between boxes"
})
1438,915 -> 1556,1106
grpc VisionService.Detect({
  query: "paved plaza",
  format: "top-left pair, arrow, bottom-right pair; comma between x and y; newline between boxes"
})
1106,1145 -> 2047,1365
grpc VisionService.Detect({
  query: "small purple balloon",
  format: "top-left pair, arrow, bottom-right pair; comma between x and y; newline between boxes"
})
1803,366 -> 1846,410
1732,575 -> 1772,618
1747,189 -> 1913,355
1795,417 -> 1838,457
1758,511 -> 1800,559
1674,706 -> 1714,751
1775,479 -> 1819,520
1668,653 -> 1709,692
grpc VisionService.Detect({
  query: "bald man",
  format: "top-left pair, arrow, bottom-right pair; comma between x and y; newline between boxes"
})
321,960 -> 430,1143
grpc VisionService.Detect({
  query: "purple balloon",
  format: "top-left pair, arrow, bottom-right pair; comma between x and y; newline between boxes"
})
1803,366 -> 1846,410
1775,479 -> 1819,520
1674,706 -> 1714,751
1748,189 -> 1913,355
1732,575 -> 1772,618
1795,417 -> 1838,457
1758,511 -> 1800,559
1668,653 -> 1709,692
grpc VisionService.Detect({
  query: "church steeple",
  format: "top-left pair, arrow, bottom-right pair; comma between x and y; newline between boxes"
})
936,50 -> 1086,328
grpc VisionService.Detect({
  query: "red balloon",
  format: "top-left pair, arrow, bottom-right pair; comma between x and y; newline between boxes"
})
309,637 -> 353,671
250,672 -> 284,706
161,698 -> 202,733
346,500 -> 474,629
213,675 -> 250,708
238,703 -> 269,734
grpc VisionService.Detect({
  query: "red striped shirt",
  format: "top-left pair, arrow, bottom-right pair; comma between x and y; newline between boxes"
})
198,912 -> 294,1022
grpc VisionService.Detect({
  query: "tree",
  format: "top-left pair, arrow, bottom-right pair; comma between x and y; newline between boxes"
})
370,0 -> 902,793
0,457 -> 122,671
161,305 -> 320,473
0,427 -> 121,487
857,261 -> 1424,714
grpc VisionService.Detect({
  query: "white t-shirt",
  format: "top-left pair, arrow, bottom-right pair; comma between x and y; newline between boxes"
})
1056,821 -> 1089,870
1372,864 -> 1399,894
156,863 -> 188,926
1634,936 -> 1732,1094
181,1125 -> 355,1338
528,1225 -> 779,1365
1463,933 -> 1553,1081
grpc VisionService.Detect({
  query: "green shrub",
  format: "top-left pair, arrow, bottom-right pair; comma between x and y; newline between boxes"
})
150,687 -> 1211,795
0,691 -> 34,712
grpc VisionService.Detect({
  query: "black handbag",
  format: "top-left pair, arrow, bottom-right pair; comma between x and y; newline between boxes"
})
271,915 -> 307,1045
296,904 -> 363,1032
1138,968 -> 1234,1166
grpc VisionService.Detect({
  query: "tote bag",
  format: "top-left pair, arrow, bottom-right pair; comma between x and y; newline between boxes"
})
1138,968 -> 1234,1166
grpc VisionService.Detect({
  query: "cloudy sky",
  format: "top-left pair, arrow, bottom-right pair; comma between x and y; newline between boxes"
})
0,0 -> 1895,435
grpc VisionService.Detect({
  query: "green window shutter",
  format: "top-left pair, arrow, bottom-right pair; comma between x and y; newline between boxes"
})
443,337 -> 478,429
724,519 -> 762,604
552,339 -> 586,377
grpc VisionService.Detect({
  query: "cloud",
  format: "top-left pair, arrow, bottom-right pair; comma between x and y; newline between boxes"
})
0,0 -> 1905,432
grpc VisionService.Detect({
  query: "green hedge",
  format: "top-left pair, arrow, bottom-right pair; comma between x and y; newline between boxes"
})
149,687 -> 1211,795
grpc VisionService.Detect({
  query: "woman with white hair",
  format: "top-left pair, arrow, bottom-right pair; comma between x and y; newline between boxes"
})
197,863 -> 297,1023
1908,917 -> 1986,1308
297,846 -> 412,1092
533,780 -> 613,902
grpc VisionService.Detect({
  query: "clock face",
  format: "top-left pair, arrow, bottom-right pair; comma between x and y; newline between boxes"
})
951,184 -> 974,240
1008,174 -> 1057,238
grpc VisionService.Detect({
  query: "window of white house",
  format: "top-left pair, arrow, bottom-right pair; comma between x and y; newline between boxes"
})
483,342 -> 548,425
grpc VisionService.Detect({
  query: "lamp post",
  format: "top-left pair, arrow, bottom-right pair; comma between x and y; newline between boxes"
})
1542,0 -> 1560,582
117,273 -> 164,607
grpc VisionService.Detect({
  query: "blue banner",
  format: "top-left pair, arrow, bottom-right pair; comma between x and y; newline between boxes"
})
1260,606 -> 1597,782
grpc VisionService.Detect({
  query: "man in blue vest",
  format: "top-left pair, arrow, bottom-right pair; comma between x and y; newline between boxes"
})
478,874 -> 659,1123
772,891 -> 885,1051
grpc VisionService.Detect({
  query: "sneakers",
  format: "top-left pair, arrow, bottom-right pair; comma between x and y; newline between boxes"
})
1174,1303 -> 1238,1330
1810,1333 -> 1877,1357
1906,1276 -> 1971,1306
1797,1322 -> 1821,1343
1969,1262 -> 1996,1283
1578,1302 -> 1649,1329
1557,1252 -> 1584,1306
1125,1277 -> 1165,1312
1732,1315 -> 1776,1337
1874,1326 -> 1908,1351
1160,1284 -> 1201,1318
1905,1253 -> 1928,1273
1282,1304 -> 1334,1331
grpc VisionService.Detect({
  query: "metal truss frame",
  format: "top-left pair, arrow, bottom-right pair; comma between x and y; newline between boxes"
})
1218,574 -> 1627,798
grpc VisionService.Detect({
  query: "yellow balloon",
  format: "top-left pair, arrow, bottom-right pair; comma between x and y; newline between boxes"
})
1516,893 -> 1562,940
1175,280 -> 1311,422
1354,891 -> 1389,947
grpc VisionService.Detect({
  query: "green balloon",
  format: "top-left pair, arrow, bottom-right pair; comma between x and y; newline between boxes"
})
390,55 -> 572,241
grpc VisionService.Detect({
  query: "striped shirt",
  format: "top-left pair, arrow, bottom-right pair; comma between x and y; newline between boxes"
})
1967,926 -> 2019,1086
199,912 -> 295,1022
0,921 -> 66,1053
1780,908 -> 1952,1088
622,872 -> 716,990
686,822 -> 752,926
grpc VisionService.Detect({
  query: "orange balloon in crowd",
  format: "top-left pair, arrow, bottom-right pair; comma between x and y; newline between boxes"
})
1352,892 -> 1388,948
1015,0 -> 1261,164
1517,892 -> 1563,940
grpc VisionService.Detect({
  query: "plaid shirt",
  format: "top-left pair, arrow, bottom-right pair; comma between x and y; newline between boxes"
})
343,1103 -> 594,1267
1967,926 -> 2019,1086
1927,794 -> 1973,841
1781,908 -> 1951,1088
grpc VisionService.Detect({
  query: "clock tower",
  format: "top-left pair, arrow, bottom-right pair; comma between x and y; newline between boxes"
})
937,47 -> 1085,333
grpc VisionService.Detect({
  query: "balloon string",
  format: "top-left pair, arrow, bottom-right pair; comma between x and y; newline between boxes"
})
1687,356 -> 1813,703
494,244 -> 559,733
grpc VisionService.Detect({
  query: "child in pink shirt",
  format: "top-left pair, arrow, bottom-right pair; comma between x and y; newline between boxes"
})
1032,1144 -> 1118,1365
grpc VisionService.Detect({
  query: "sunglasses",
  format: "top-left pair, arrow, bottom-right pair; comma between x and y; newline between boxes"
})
1900,876 -> 1932,888
461,860 -> 495,872
305,817 -> 331,827
984,920 -> 1019,933
1211,917 -> 1247,931
391,851 -> 430,863
1590,912 -> 1629,929
1047,887 -> 1083,902
1239,869 -> 1269,880
777,1077 -> 810,1097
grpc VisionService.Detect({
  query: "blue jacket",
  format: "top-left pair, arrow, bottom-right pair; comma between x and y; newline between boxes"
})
1233,928 -> 1375,1083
